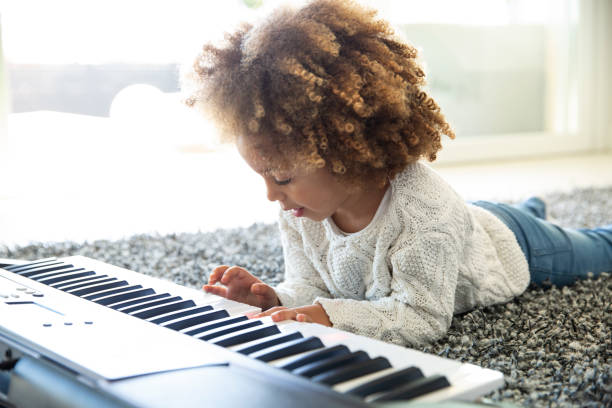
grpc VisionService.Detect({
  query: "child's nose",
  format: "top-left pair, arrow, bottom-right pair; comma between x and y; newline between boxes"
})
265,179 -> 284,202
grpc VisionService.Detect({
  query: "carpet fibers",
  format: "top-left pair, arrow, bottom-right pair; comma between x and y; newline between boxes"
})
1,187 -> 611,407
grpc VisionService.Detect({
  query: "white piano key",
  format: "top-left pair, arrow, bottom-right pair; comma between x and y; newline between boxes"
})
179,314 -> 247,336
146,304 -> 214,323
30,268 -> 86,281
163,309 -> 231,331
267,348 -> 323,368
226,331 -> 304,355
332,366 -> 397,393
129,299 -> 196,319
52,274 -> 108,289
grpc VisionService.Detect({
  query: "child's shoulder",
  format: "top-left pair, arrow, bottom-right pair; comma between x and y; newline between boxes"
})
391,161 -> 450,193
390,161 -> 466,215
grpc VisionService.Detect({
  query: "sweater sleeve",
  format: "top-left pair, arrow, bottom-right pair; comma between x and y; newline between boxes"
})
316,229 -> 461,347
274,213 -> 332,308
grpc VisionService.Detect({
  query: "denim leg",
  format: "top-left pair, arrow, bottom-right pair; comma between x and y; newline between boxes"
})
515,197 -> 546,220
473,199 -> 612,287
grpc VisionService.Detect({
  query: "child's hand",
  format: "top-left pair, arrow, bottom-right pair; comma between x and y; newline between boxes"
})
252,304 -> 332,327
203,265 -> 280,310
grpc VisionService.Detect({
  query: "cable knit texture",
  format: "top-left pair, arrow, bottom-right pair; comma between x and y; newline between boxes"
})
274,162 -> 530,346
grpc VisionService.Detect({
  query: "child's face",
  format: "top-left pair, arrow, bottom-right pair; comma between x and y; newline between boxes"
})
237,135 -> 351,222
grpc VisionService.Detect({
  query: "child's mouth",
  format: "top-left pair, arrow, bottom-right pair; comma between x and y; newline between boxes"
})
292,208 -> 304,217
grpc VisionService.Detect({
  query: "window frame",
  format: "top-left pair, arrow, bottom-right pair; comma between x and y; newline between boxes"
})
422,0 -> 612,164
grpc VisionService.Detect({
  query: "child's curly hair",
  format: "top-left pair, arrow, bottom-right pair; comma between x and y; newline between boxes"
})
183,0 -> 454,188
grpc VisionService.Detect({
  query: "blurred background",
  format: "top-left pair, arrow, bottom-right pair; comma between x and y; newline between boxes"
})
0,0 -> 611,247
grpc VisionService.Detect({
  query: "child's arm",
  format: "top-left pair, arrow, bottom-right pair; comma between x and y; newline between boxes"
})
272,215 -> 334,307
203,265 -> 280,310
315,234 -> 461,346
252,303 -> 332,326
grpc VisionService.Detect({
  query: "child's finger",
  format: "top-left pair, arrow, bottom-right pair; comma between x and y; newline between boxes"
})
251,306 -> 287,318
208,265 -> 229,285
202,284 -> 228,298
251,282 -> 272,296
270,309 -> 298,322
296,313 -> 312,323
220,266 -> 249,285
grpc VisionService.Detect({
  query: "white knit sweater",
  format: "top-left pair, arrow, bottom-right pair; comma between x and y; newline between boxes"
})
274,161 -> 530,346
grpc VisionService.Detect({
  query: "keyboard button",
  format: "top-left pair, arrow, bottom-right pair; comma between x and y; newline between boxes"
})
280,345 -> 350,371
213,324 -> 280,347
312,357 -> 392,386
369,374 -> 450,402
250,336 -> 324,362
293,351 -> 369,378
234,332 -> 304,355
345,366 -> 424,398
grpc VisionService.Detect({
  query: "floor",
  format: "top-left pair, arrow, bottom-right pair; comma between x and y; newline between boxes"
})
1,112 -> 611,248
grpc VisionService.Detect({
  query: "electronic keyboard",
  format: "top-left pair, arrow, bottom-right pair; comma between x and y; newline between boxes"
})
0,256 -> 504,408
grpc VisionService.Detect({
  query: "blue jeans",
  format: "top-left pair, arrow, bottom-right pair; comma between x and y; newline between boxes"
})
473,198 -> 612,287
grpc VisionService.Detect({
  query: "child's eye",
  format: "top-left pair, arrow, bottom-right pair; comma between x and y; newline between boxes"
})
274,177 -> 292,186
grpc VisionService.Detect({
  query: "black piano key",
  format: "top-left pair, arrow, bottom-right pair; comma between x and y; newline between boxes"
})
30,267 -> 85,282
0,258 -> 29,268
38,270 -> 93,285
212,324 -> 280,348
235,332 -> 304,355
198,320 -> 262,341
118,296 -> 181,313
110,293 -> 171,310
183,315 -> 248,337
5,259 -> 59,273
60,277 -> 116,292
69,280 -> 129,297
250,336 -> 324,362
345,366 -> 424,398
280,345 -> 351,371
369,374 -> 451,402
150,305 -> 214,325
311,356 -> 392,386
52,275 -> 109,289
163,309 -> 229,331
95,288 -> 155,306
130,299 -> 196,319
3,258 -> 57,272
84,285 -> 143,301
19,264 -> 74,278
293,351 -> 369,378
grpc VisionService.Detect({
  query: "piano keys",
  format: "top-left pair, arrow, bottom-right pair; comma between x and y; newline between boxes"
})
0,256 -> 504,407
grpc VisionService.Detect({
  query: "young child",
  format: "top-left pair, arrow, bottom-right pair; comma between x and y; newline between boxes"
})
183,0 -> 612,347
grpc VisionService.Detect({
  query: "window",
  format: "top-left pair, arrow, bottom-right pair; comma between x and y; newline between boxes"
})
371,0 -> 611,163
2,0 -> 610,162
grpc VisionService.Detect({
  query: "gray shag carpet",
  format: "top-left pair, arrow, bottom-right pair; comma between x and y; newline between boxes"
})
1,187 -> 611,408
